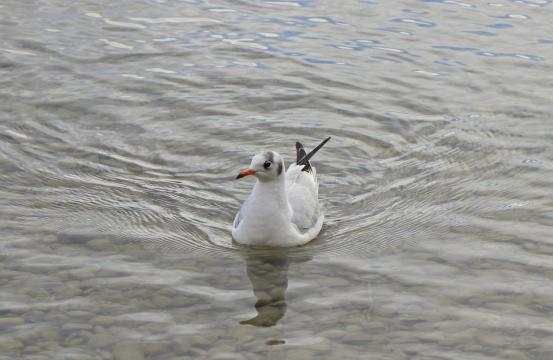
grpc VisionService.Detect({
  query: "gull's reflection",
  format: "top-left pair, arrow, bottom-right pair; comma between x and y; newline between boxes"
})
240,251 -> 311,327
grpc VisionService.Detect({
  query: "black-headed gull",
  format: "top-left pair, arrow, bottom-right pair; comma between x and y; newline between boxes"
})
232,137 -> 330,247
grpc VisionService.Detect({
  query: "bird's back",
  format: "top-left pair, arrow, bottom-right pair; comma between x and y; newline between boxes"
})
286,163 -> 320,233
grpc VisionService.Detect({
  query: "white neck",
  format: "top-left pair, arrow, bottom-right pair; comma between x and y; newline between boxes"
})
251,176 -> 288,214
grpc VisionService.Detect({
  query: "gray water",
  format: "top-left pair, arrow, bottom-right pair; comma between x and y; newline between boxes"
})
1,0 -> 553,359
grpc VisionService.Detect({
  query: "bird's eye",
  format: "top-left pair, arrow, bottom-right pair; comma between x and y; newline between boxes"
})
263,161 -> 272,169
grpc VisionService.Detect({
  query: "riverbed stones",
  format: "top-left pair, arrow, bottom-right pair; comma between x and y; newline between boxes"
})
0,317 -> 24,326
113,343 -> 145,360
229,325 -> 256,340
174,335 -> 214,355
41,340 -> 61,351
56,283 -> 82,299
140,341 -> 170,356
0,336 -> 24,352
318,329 -> 347,339
42,234 -> 57,244
500,350 -> 529,360
39,328 -> 62,342
65,333 -> 87,347
62,322 -> 93,331
86,238 -> 111,251
99,350 -> 113,360
284,348 -> 318,359
152,295 -> 173,308
342,332 -> 371,345
91,316 -> 115,326
474,330 -> 507,347
88,333 -> 115,348
67,310 -> 93,318
210,353 -> 244,360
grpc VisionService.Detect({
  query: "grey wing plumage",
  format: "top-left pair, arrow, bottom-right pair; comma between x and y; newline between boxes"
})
233,195 -> 251,228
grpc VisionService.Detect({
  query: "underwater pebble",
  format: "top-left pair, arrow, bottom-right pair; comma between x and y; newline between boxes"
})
174,336 -> 213,354
24,287 -> 50,298
57,285 -> 82,299
24,310 -> 45,322
140,341 -> 170,355
67,310 -> 93,318
318,329 -> 347,339
321,276 -> 350,287
0,336 -> 24,352
345,324 -> 363,332
500,350 -> 529,360
152,295 -> 173,308
62,322 -> 92,331
24,345 -> 42,353
474,331 -> 507,347
88,333 -> 115,348
40,328 -> 62,342
342,332 -> 370,345
212,344 -> 237,354
0,317 -> 24,326
44,311 -> 67,322
65,335 -> 86,346
284,348 -> 318,359
170,296 -> 199,307
126,288 -> 149,298
113,343 -> 145,360
86,239 -> 111,251
91,316 -> 115,326
42,235 -> 57,243
93,325 -> 105,333
40,340 -> 61,351
211,353 -> 244,360
100,351 -> 113,360
140,322 -> 167,334
229,325 -> 256,339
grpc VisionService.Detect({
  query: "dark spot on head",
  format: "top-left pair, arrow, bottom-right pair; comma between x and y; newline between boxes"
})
264,151 -> 282,175
266,151 -> 274,164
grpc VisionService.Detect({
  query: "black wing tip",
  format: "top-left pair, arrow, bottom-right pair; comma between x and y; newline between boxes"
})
296,136 -> 331,172
296,141 -> 307,164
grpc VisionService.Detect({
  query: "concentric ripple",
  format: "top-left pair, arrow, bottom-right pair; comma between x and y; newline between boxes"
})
1,0 -> 551,263
2,107 -> 548,261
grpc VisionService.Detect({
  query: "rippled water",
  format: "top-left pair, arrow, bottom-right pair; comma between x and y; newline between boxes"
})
1,0 -> 553,359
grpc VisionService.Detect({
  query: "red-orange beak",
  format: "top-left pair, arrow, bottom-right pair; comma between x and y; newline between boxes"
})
236,168 -> 256,179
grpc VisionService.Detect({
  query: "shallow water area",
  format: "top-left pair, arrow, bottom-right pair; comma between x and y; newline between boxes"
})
1,0 -> 553,359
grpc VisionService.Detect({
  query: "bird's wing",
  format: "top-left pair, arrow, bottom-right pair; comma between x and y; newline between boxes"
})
286,163 -> 320,233
296,137 -> 330,173
233,194 -> 252,229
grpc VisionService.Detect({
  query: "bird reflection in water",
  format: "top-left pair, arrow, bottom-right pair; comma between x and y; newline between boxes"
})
240,251 -> 310,327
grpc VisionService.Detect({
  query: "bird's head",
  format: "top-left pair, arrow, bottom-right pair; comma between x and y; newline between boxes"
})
236,151 -> 285,182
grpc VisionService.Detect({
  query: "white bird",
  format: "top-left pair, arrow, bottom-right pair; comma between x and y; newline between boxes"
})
232,137 -> 330,247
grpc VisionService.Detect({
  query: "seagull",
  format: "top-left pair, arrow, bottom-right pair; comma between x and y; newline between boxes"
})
232,137 -> 331,247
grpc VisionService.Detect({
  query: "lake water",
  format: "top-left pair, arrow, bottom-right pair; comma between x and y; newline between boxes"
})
1,0 -> 553,359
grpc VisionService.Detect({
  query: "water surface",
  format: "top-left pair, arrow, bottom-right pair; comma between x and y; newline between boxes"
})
1,0 -> 553,359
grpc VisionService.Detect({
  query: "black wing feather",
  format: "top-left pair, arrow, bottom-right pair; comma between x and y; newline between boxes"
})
295,142 -> 312,173
296,137 -> 331,173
